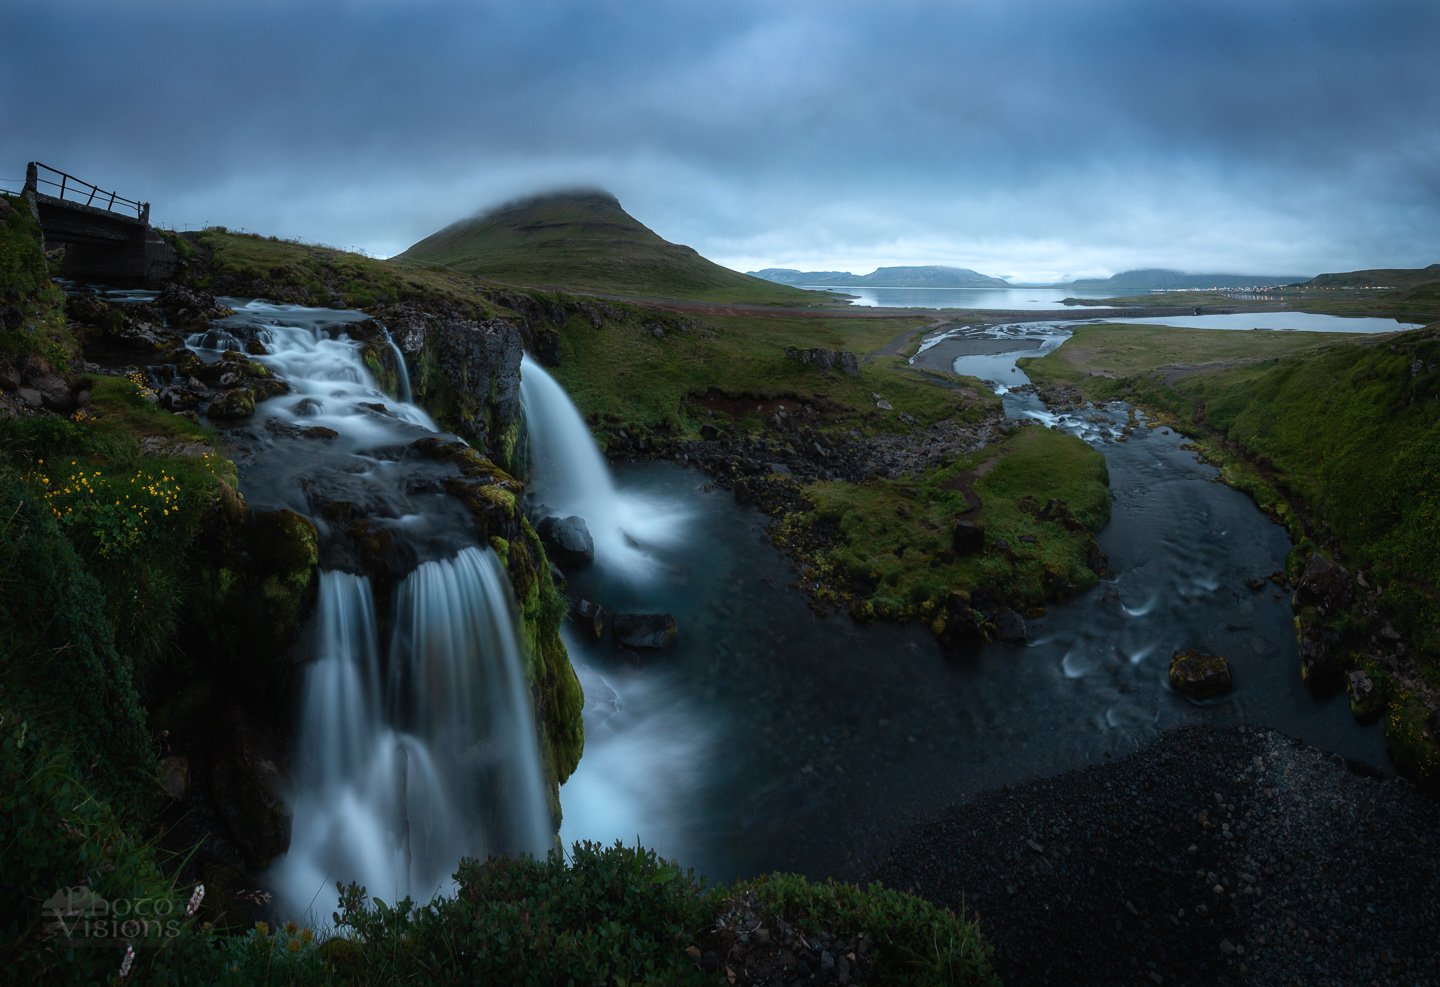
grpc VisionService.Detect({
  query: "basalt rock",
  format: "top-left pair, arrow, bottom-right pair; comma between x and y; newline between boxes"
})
537,514 -> 595,568
952,518 -> 985,555
786,346 -> 860,376
1169,650 -> 1233,699
1346,670 -> 1385,723
613,612 -> 678,651
992,607 -> 1028,643
156,283 -> 234,327
575,598 -> 608,641
207,387 -> 256,420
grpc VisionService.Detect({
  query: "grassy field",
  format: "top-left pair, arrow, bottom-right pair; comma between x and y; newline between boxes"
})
1021,322 -> 1348,397
397,190 -> 824,305
784,424 -> 1109,621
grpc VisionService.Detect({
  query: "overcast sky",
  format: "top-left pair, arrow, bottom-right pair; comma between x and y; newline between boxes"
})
5,0 -> 1437,282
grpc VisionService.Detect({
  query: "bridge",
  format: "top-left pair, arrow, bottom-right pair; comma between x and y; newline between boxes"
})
21,162 -> 178,284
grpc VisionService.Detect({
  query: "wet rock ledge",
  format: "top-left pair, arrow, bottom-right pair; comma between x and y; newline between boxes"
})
872,724 -> 1440,986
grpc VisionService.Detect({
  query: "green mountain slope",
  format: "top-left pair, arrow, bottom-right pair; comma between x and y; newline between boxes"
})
396,190 -> 816,304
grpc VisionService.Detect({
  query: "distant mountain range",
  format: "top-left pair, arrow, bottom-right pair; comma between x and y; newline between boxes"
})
750,266 -> 1010,289
1065,269 -> 1307,290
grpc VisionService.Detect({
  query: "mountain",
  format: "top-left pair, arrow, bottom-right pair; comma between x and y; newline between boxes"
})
749,266 -> 1010,288
1066,269 -> 1307,290
396,190 -> 814,303
1303,264 -> 1440,288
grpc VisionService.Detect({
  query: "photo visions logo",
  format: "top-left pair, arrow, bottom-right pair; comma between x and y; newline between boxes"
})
43,885 -> 183,946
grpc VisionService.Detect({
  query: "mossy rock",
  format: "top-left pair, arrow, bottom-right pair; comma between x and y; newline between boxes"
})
1169,650 -> 1233,699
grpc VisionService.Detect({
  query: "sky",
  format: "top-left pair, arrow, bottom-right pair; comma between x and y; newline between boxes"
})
4,0 -> 1438,283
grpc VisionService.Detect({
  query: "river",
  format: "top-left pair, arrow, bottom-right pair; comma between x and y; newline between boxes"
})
556,321 -> 1391,884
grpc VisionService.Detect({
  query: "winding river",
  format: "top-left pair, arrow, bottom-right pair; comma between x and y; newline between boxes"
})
556,315 -> 1397,883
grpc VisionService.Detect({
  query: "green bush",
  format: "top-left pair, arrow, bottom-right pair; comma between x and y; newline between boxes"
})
746,872 -> 1000,987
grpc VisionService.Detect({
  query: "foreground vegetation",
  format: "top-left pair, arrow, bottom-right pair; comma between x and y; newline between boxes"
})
1027,321 -> 1440,788
2,195 -> 1001,982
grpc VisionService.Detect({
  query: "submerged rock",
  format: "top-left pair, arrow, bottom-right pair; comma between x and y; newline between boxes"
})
575,598 -> 608,641
613,612 -> 678,650
537,514 -> 595,567
992,607 -> 1028,643
1169,650 -> 1233,699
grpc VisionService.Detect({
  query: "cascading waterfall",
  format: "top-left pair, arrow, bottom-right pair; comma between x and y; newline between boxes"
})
518,354 -> 687,579
187,300 -> 553,919
382,328 -> 414,404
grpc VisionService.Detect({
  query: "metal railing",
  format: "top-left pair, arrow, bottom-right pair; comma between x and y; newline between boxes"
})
24,161 -> 149,223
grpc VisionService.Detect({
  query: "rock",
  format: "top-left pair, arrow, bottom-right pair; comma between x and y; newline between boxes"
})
158,385 -> 200,412
993,607 -> 1028,643
1346,670 -> 1384,723
699,421 -> 721,441
293,397 -> 325,416
785,346 -> 860,376
952,518 -> 985,555
207,387 -> 256,420
210,740 -> 291,870
936,592 -> 986,650
1295,607 -> 1345,690
575,598 -> 608,641
537,514 -> 595,567
613,612 -> 678,650
733,479 -> 754,505
1169,650 -> 1233,699
156,283 -> 233,326
1294,552 -> 1353,613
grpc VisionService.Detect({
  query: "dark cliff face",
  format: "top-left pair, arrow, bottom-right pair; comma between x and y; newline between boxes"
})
371,303 -> 525,470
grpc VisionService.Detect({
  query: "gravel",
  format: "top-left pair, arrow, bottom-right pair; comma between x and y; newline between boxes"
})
870,724 -> 1440,986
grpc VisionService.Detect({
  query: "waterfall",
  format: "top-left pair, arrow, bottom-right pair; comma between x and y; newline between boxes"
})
382,328 -> 414,404
189,300 -> 555,920
519,354 -> 688,578
279,550 -> 550,918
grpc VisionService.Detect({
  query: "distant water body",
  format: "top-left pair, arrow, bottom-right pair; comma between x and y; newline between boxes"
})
806,285 -> 1135,310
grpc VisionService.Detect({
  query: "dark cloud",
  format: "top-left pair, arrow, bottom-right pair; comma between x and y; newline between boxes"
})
4,0 -> 1436,279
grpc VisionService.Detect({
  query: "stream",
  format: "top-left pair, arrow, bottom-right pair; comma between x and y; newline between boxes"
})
556,318 -> 1393,883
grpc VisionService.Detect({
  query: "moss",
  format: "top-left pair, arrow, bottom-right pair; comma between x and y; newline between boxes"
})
516,518 -> 583,800
1385,689 -> 1440,793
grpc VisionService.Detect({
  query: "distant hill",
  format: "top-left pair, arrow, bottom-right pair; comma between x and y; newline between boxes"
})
396,190 -> 815,303
1066,269 -> 1307,290
750,266 -> 1010,289
1304,264 -> 1440,289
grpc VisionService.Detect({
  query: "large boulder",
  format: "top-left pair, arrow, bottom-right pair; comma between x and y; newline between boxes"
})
1168,650 -> 1233,699
207,387 -> 256,420
537,514 -> 595,567
613,612 -> 678,650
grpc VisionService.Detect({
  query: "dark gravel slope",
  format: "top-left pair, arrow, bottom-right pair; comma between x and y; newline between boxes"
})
871,725 -> 1440,986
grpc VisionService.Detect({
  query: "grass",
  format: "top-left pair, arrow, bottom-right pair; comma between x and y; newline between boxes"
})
1021,322 -> 1348,396
550,307 -> 977,441
182,228 -> 507,315
786,425 -> 1109,620
396,190 -> 828,304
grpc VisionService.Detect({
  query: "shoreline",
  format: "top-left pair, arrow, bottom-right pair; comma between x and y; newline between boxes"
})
871,722 -> 1439,986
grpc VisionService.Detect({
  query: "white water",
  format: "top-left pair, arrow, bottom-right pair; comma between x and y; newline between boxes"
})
518,355 -> 689,580
186,301 -> 553,919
